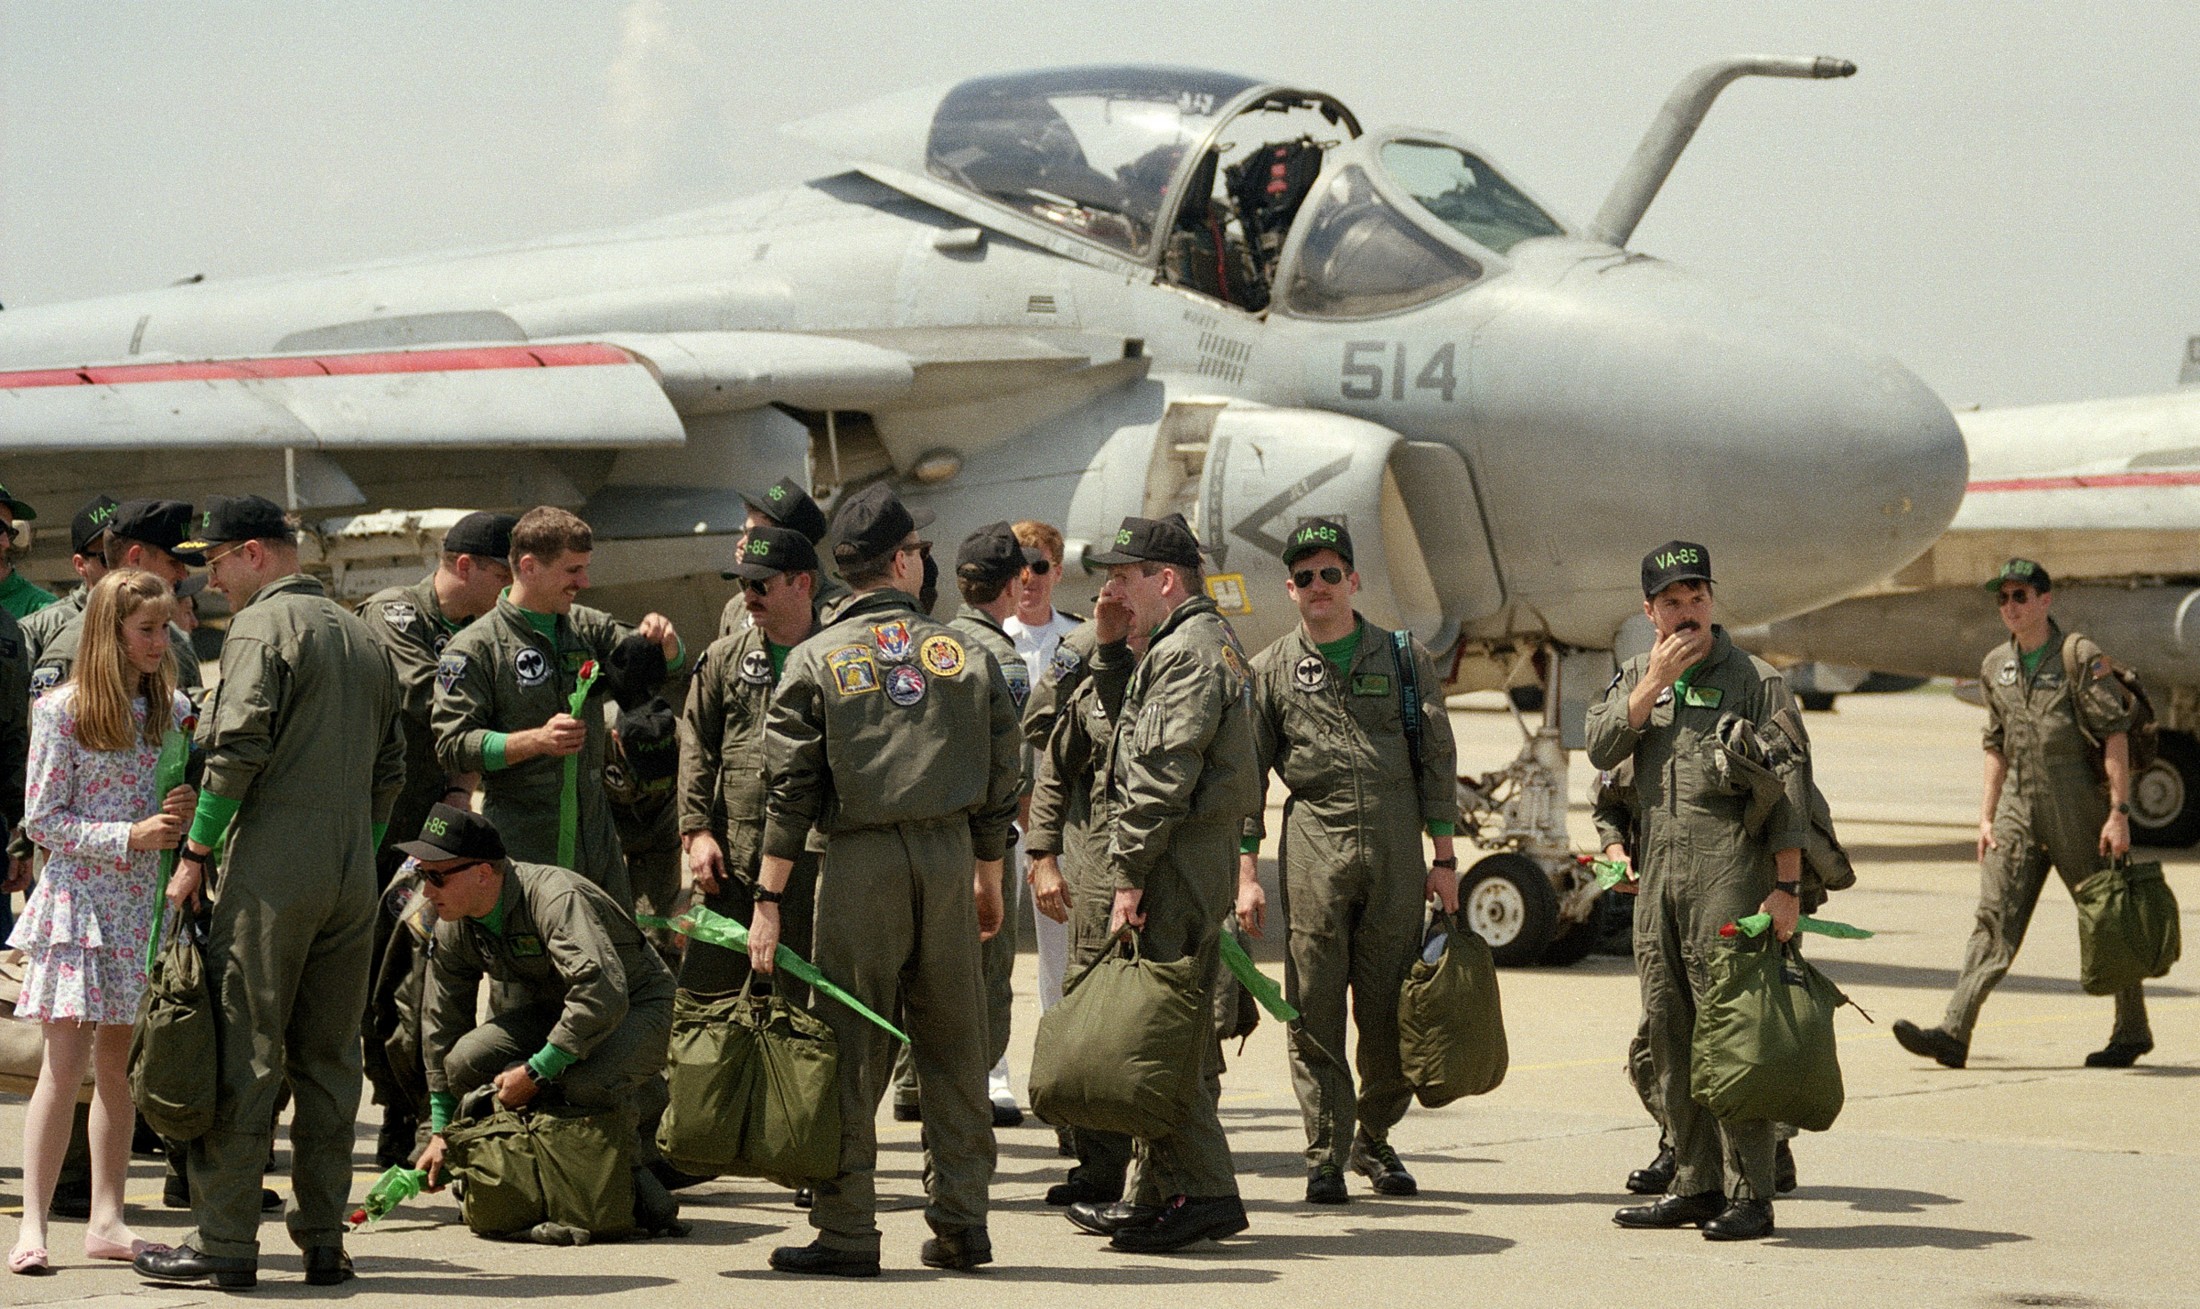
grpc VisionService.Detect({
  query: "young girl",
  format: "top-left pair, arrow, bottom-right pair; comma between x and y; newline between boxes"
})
9,570 -> 194,1274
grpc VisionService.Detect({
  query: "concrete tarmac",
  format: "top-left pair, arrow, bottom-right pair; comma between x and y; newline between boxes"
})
3,686 -> 2194,1306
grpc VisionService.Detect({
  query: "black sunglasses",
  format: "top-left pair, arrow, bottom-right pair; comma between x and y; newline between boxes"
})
1026,558 -> 1052,576
418,860 -> 485,889
739,575 -> 777,596
1996,589 -> 2035,606
1292,566 -> 1346,588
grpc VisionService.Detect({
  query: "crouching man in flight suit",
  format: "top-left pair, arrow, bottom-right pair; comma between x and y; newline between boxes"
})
405,805 -> 683,1235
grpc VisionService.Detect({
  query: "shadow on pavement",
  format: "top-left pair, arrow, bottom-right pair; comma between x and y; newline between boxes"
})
1229,1226 -> 1513,1260
1796,1184 -> 1960,1214
1768,1223 -> 2027,1251
1809,958 -> 2194,999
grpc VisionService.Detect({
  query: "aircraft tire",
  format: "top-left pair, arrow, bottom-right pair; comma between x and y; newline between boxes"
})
2131,730 -> 2200,848
1461,853 -> 1559,967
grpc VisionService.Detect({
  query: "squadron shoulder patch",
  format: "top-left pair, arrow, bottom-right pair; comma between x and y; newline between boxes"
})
1292,654 -> 1327,693
1003,661 -> 1030,708
870,620 -> 915,664
1221,645 -> 1248,684
885,663 -> 928,706
514,647 -> 550,689
738,647 -> 774,686
920,634 -> 967,677
30,664 -> 60,695
1047,645 -> 1084,684
827,645 -> 879,696
437,653 -> 468,696
380,600 -> 417,632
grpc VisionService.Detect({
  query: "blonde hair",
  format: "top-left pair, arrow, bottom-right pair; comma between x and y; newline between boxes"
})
71,569 -> 176,752
1012,520 -> 1064,565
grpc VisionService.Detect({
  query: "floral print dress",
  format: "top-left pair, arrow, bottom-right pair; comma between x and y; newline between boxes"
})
7,686 -> 195,1025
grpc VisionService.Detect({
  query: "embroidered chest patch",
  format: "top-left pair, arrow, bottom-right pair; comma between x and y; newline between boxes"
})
1293,654 -> 1327,693
738,648 -> 774,686
507,934 -> 546,958
871,620 -> 915,664
514,648 -> 551,689
1351,673 -> 1391,697
885,663 -> 928,706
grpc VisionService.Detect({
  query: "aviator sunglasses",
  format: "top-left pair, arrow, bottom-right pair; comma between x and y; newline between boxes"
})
1996,588 -> 2036,607
418,860 -> 487,889
1292,566 -> 1346,588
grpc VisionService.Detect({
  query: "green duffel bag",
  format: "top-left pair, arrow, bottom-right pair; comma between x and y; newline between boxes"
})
1030,934 -> 1208,1139
444,1105 -> 636,1239
128,909 -> 217,1141
656,989 -> 757,1176
1691,939 -> 1847,1132
2075,858 -> 2182,995
733,988 -> 841,1186
1397,912 -> 1508,1106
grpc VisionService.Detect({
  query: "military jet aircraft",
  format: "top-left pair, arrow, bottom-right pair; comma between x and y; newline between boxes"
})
1753,354 -> 2200,846
0,58 -> 1966,961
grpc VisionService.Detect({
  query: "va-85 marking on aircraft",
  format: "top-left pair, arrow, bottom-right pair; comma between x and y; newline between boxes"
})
1340,341 -> 1460,403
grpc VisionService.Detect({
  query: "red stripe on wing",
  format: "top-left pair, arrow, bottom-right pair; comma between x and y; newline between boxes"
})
0,342 -> 634,389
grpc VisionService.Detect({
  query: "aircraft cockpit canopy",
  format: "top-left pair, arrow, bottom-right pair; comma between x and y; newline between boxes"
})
927,67 -> 1261,260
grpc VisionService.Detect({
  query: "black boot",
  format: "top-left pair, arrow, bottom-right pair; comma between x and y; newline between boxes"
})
302,1246 -> 356,1285
1775,1139 -> 1797,1194
2084,1039 -> 2153,1068
1108,1194 -> 1249,1252
920,1226 -> 993,1270
1066,1200 -> 1161,1236
1892,1019 -> 1968,1069
1626,1144 -> 1676,1195
136,1244 -> 257,1290
1614,1190 -> 1725,1229
1701,1197 -> 1775,1241
374,1109 -> 418,1170
768,1241 -> 880,1278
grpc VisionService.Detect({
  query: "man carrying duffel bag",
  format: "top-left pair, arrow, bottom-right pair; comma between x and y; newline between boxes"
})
401,805 -> 683,1237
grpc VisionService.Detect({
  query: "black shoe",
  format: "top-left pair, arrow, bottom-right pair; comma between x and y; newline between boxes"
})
1045,1174 -> 1123,1207
1892,1019 -> 1968,1069
374,1112 -> 418,1170
1776,1140 -> 1797,1194
1067,1200 -> 1161,1236
1626,1145 -> 1676,1195
794,1187 -> 813,1210
1305,1164 -> 1349,1205
991,1101 -> 1024,1128
648,1159 -> 713,1192
1701,1197 -> 1775,1241
302,1246 -> 355,1285
892,1102 -> 921,1123
920,1227 -> 993,1271
1109,1194 -> 1249,1253
136,1243 -> 257,1289
50,1177 -> 91,1220
1614,1190 -> 1725,1229
768,1241 -> 880,1278
1348,1137 -> 1417,1196
133,1117 -> 166,1158
2085,1039 -> 2154,1068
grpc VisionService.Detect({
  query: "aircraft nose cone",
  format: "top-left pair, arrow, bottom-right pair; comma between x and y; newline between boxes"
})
1464,246 -> 1967,636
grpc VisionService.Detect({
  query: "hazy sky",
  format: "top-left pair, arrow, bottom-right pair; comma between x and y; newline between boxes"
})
3,1 -> 2194,409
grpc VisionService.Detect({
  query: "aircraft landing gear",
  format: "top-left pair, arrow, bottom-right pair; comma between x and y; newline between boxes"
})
2132,729 -> 2200,847
1455,645 -> 1604,966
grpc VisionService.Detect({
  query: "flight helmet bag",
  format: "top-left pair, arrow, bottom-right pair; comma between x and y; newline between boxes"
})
2074,857 -> 2181,995
444,1104 -> 637,1239
1397,911 -> 1508,1106
1030,933 -> 1208,1139
128,909 -> 218,1141
1691,938 -> 1846,1132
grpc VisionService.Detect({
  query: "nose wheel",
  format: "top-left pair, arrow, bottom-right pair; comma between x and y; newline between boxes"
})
1460,853 -> 1560,967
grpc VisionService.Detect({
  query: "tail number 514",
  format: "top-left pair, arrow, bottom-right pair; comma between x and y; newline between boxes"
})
1340,341 -> 1457,403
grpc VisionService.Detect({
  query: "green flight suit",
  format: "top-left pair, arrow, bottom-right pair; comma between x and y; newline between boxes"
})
27,604 -> 203,700
763,588 -> 1021,1255
719,574 -> 850,641
432,595 -> 644,909
0,606 -> 26,936
1099,595 -> 1261,1204
1590,761 -> 1664,1127
1584,626 -> 1810,1204
18,584 -> 84,665
1024,620 -> 1136,1186
0,569 -> 57,621
1246,615 -> 1459,1172
423,862 -> 674,1155
1945,622 -> 2147,1045
677,626 -> 819,1000
186,574 -> 404,1260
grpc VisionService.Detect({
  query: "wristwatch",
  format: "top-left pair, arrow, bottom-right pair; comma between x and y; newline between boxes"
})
753,885 -> 783,904
1773,880 -> 1800,898
1431,858 -> 1458,870
2114,802 -> 2132,815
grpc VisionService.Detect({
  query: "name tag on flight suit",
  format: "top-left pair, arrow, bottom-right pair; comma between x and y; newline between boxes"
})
1351,674 -> 1391,696
508,934 -> 546,958
1681,685 -> 1724,709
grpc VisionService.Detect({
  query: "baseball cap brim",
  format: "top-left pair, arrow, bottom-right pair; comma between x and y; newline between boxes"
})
392,837 -> 468,864
722,560 -> 788,580
2,498 -> 37,521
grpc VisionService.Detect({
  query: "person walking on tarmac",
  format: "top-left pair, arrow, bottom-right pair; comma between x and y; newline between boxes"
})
1071,515 -> 1261,1254
1894,558 -> 2152,1069
355,510 -> 516,1168
403,805 -> 683,1235
1238,520 -> 1461,1205
747,484 -> 1021,1277
431,507 -> 682,912
1585,541 -> 1810,1243
136,496 -> 404,1290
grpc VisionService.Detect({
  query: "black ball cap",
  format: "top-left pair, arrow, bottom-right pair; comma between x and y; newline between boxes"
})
0,480 -> 36,523
743,476 -> 830,545
1640,540 -> 1714,599
110,499 -> 206,565
1282,518 -> 1353,568
178,495 -> 295,552
1985,557 -> 2052,593
70,494 -> 121,556
723,525 -> 820,579
1089,515 -> 1204,570
442,511 -> 519,559
829,483 -> 934,567
957,520 -> 1044,584
394,803 -> 507,865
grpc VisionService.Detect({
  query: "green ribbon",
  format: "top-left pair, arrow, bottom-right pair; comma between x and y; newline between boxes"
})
1591,858 -> 1632,890
350,1165 -> 428,1228
1218,931 -> 1298,1022
557,659 -> 601,870
1730,912 -> 1875,940
146,728 -> 192,969
640,906 -> 912,1044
